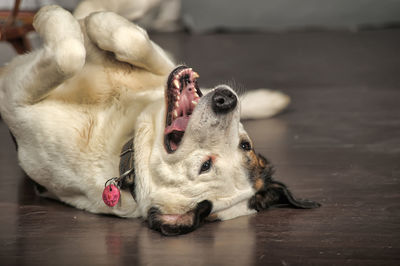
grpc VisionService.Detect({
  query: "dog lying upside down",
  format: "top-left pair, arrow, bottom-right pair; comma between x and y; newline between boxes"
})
0,6 -> 320,235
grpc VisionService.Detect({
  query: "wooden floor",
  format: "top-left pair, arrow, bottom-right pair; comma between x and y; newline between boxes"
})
1,29 -> 400,265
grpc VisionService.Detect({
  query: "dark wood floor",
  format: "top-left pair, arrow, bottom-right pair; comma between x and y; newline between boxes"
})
1,29 -> 400,265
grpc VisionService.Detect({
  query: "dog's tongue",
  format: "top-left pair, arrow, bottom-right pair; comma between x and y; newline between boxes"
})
165,116 -> 190,134
165,84 -> 197,135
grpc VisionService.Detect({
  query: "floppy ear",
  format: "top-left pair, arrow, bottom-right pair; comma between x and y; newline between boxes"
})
249,180 -> 321,211
249,154 -> 321,211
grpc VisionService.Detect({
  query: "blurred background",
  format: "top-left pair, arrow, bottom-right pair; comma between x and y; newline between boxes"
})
1,0 -> 400,65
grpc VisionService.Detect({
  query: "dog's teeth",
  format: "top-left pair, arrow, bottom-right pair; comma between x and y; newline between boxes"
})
173,110 -> 178,118
192,101 -> 197,106
175,102 -> 180,108
178,68 -> 190,77
176,95 -> 180,101
173,80 -> 180,89
192,72 -> 199,79
194,93 -> 199,98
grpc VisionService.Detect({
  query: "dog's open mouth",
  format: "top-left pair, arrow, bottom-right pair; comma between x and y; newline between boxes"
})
164,66 -> 202,153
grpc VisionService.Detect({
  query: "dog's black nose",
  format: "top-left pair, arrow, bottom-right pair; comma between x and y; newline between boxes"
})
212,87 -> 237,114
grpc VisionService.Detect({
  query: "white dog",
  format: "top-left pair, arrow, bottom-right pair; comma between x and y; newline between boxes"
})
0,6 -> 319,235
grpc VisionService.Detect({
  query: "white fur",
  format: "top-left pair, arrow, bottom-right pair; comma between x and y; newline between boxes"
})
240,89 -> 290,120
0,6 -> 289,222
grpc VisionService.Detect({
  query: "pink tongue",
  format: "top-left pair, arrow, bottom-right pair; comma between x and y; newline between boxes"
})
165,116 -> 190,134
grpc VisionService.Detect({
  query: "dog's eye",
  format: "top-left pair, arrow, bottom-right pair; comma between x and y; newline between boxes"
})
240,140 -> 252,151
199,158 -> 212,174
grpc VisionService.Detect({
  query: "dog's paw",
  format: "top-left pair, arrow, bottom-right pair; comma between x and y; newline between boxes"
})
53,39 -> 86,76
34,5 -> 86,76
85,12 -> 150,62
34,5 -> 84,43
240,89 -> 291,119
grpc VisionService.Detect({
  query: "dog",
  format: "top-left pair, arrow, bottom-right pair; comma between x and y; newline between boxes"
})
0,6 -> 320,235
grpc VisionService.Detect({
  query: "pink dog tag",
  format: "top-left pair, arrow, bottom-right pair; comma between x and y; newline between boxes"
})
102,184 -> 120,207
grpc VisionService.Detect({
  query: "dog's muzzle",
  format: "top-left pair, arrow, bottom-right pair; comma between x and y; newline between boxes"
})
147,200 -> 212,236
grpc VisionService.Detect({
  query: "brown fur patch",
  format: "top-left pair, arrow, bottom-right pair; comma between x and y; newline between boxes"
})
247,150 -> 259,169
254,178 -> 264,191
205,213 -> 220,222
244,149 -> 273,192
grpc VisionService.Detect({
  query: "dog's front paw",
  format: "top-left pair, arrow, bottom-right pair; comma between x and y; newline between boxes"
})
53,39 -> 86,76
34,5 -> 86,76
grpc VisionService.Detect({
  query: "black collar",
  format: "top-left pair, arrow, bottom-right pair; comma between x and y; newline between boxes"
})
117,138 -> 136,201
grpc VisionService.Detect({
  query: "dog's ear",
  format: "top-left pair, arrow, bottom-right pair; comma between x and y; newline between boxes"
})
249,154 -> 321,211
249,180 -> 321,211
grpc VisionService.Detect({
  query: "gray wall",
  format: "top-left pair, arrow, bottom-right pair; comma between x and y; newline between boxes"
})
2,0 -> 400,65
182,0 -> 400,32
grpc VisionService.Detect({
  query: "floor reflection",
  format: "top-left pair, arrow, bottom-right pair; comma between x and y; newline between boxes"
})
132,215 -> 256,265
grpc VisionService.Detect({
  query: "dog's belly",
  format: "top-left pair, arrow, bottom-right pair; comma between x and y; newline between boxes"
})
12,102 -> 139,216
2,59 -> 166,218
16,104 -> 112,185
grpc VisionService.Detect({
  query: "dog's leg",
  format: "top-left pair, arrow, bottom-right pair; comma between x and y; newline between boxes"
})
84,11 -> 174,75
0,5 -> 85,109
